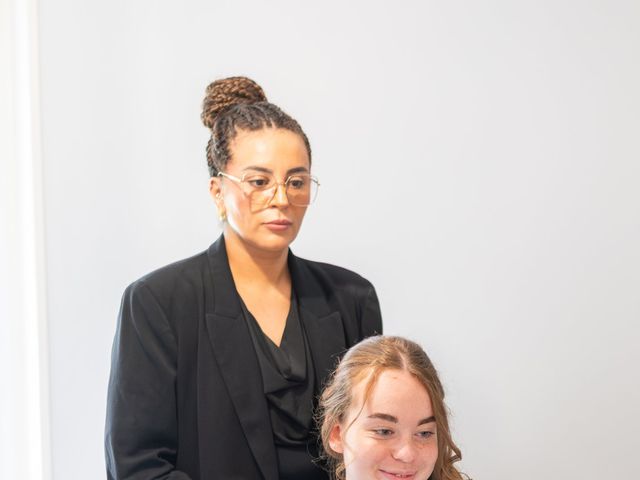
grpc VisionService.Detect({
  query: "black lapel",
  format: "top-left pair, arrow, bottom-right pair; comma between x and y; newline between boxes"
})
288,253 -> 347,390
204,236 -> 278,480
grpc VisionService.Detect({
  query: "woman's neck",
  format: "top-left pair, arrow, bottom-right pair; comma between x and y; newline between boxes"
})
223,231 -> 290,288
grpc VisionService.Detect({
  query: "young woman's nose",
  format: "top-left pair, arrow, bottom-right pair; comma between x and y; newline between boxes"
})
391,437 -> 418,463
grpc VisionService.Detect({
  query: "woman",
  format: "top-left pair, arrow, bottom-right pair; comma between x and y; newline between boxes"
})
319,336 -> 468,480
105,76 -> 382,479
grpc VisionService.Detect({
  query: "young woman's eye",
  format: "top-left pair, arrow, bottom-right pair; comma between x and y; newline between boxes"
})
372,429 -> 394,437
416,430 -> 435,440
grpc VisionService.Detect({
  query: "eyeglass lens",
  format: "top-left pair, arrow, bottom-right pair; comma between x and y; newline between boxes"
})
242,172 -> 318,207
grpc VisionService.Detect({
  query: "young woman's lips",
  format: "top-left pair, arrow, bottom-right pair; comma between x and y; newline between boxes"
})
263,219 -> 292,232
379,470 -> 416,479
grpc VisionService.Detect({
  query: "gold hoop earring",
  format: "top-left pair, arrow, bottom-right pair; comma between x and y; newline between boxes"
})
218,211 -> 227,222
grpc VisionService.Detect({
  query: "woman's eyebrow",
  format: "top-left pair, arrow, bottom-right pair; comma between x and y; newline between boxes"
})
242,165 -> 272,173
366,413 -> 436,426
417,416 -> 436,426
367,413 -> 398,423
287,166 -> 309,174
241,166 -> 310,174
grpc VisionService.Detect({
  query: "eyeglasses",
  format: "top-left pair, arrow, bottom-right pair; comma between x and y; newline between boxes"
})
217,170 -> 320,207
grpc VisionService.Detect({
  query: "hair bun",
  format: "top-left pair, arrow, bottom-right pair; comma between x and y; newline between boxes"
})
201,76 -> 267,129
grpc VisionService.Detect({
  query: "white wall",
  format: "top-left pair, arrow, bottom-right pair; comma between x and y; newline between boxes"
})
38,1 -> 640,478
1,0 -> 51,478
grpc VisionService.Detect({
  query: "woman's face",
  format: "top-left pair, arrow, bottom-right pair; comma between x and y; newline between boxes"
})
210,128 -> 310,253
329,369 -> 438,480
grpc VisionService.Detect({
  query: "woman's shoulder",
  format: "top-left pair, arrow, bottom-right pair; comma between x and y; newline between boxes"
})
292,255 -> 375,292
293,255 -> 382,337
126,249 -> 209,298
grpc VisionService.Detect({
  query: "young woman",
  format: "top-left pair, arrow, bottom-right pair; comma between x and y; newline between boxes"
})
105,76 -> 382,479
319,336 -> 468,480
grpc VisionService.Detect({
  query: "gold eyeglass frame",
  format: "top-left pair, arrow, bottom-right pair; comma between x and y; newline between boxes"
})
217,171 -> 320,207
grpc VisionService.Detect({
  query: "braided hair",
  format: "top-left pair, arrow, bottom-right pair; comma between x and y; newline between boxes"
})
201,76 -> 311,176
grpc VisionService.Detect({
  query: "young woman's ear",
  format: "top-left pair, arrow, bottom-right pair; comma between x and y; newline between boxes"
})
328,423 -> 344,454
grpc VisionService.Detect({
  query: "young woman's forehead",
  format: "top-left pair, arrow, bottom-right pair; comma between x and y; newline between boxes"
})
358,369 -> 433,419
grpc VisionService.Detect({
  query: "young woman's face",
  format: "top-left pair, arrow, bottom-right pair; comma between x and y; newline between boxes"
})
329,369 -> 438,480
210,128 -> 310,253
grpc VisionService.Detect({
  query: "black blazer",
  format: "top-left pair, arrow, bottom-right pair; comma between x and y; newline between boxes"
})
105,236 -> 382,479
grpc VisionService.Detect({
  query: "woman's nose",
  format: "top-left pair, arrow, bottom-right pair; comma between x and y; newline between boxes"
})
391,438 -> 418,463
270,183 -> 290,207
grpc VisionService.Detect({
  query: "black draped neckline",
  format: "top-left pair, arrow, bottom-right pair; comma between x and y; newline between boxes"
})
240,293 -> 328,479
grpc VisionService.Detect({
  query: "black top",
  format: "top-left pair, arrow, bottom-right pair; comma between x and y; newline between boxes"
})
105,235 -> 383,480
241,294 -> 328,479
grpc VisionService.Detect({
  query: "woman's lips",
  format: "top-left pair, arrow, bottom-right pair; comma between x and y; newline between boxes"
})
379,470 -> 416,479
263,219 -> 292,232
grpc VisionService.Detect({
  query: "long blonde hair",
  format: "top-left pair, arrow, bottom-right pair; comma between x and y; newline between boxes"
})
318,336 -> 468,480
